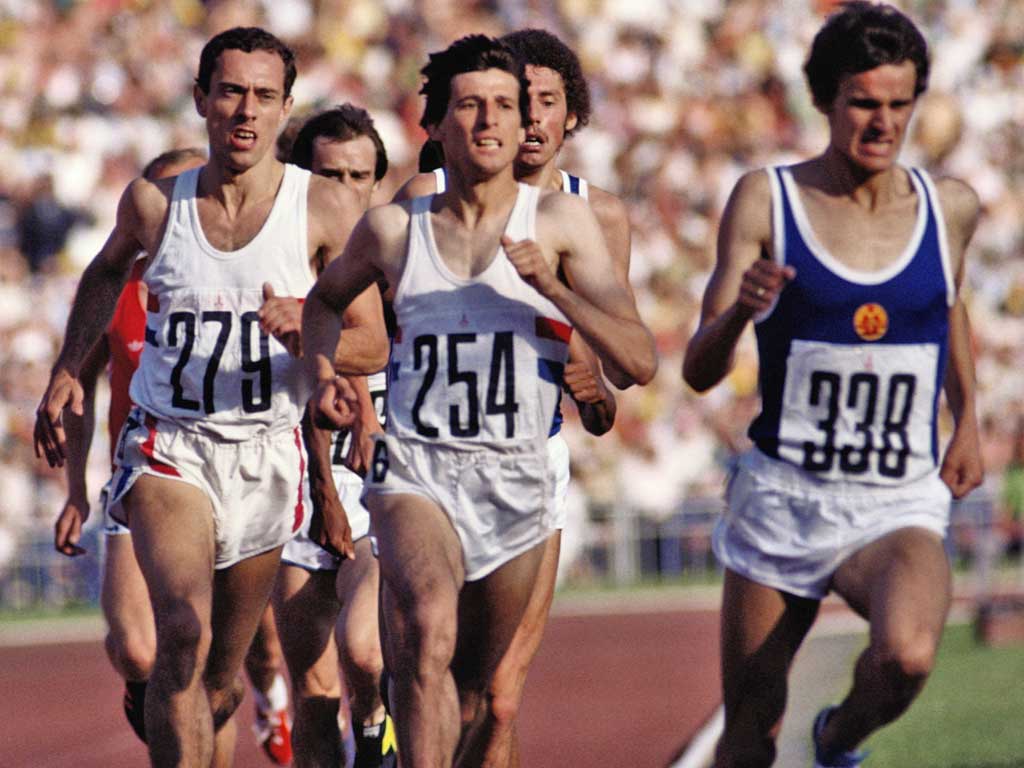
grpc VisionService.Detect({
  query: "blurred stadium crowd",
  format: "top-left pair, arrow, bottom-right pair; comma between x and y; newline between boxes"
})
1,0 -> 1022,590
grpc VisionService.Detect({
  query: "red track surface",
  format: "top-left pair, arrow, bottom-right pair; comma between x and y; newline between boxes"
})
3,607 -> 720,768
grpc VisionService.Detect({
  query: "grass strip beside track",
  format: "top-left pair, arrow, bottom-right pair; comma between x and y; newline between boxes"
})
864,622 -> 1024,767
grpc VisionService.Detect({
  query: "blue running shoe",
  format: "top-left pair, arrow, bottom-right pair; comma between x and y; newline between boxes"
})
812,706 -> 869,768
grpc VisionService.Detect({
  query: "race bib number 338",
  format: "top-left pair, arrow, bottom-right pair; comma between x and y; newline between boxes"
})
777,340 -> 939,484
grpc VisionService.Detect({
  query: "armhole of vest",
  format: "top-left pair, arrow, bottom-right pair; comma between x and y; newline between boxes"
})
394,196 -> 430,304
295,166 -> 314,283
754,167 -> 786,326
767,166 -> 786,267
526,184 -> 539,240
913,167 -> 956,308
148,168 -> 193,274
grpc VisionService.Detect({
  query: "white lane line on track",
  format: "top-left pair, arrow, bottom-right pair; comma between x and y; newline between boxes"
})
665,604 -> 974,768
669,705 -> 723,768
0,615 -> 106,647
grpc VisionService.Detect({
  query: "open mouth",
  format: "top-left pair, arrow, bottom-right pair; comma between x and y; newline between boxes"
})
861,139 -> 892,155
230,128 -> 257,150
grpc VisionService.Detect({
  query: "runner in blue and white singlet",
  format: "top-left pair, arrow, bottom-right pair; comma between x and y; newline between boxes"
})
683,6 -> 982,766
711,163 -> 959,599
750,164 -> 953,487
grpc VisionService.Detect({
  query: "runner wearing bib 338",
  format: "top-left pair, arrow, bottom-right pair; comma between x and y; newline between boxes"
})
683,5 -> 983,767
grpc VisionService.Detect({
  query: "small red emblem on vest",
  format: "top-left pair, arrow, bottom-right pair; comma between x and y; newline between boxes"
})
853,303 -> 888,341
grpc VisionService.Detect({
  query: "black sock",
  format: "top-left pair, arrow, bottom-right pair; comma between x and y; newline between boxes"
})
123,680 -> 148,744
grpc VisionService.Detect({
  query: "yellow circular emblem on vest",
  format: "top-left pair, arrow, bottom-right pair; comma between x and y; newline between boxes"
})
853,303 -> 888,341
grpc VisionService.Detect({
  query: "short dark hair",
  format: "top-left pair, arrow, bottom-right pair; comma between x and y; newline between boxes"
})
290,104 -> 388,180
417,139 -> 445,173
501,29 -> 591,136
142,147 -> 206,180
418,35 -> 529,130
196,27 -> 297,99
804,2 -> 929,109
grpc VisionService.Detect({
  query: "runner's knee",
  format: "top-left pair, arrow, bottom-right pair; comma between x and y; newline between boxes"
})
294,661 -> 343,701
106,629 -> 155,681
208,676 -> 245,730
873,629 -> 938,688
397,596 -> 457,680
487,688 -> 520,730
154,605 -> 209,686
342,627 -> 385,681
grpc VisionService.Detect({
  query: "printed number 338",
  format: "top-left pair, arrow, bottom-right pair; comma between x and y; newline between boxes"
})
802,369 -> 916,479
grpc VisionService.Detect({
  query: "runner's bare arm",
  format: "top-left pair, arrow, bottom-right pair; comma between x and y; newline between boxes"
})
588,186 -> 637,390
302,407 -> 355,560
304,206 -> 403,426
515,194 -> 656,386
683,169 -> 791,392
35,178 -> 160,467
937,177 -> 983,498
341,373 -> 382,476
564,332 -> 616,436
55,335 -> 109,556
332,283 -> 387,375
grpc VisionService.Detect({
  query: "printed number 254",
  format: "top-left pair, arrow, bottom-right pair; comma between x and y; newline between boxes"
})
410,331 -> 518,439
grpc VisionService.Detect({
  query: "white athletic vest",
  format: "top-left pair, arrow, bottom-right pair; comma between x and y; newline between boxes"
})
131,164 -> 315,441
389,184 -> 572,450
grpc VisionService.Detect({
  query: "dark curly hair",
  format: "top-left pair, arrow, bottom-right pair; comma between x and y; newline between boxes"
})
418,35 -> 529,130
196,27 -> 297,99
804,2 -> 929,109
502,29 -> 591,137
290,104 -> 388,181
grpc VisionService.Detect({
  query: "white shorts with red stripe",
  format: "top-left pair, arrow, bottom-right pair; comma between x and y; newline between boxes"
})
282,474 -> 371,571
109,406 -> 307,569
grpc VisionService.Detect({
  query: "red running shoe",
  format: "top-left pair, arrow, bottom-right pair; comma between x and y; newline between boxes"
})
254,707 -> 293,766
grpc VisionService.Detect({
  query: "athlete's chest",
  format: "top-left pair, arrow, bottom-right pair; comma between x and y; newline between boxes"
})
194,197 -> 277,251
427,216 -> 507,278
794,190 -> 920,271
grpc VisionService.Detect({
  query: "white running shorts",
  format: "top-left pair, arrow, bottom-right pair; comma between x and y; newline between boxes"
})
282,471 -> 370,571
110,407 -> 307,569
98,480 -> 131,536
548,432 -> 571,531
713,448 -> 952,599
363,433 -> 555,581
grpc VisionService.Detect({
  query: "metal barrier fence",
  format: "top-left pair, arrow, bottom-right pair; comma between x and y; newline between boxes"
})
0,488 -> 1004,611
569,488 -> 1001,589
